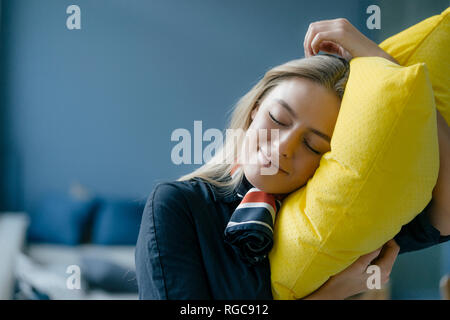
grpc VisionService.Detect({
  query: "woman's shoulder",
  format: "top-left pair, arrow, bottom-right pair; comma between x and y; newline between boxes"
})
149,177 -> 215,204
144,177 -> 222,217
140,178 -> 219,230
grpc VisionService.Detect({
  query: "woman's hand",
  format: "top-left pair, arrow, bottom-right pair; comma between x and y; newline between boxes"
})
303,18 -> 398,64
303,239 -> 400,300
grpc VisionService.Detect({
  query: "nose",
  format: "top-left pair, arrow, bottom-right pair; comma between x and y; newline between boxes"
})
272,130 -> 299,159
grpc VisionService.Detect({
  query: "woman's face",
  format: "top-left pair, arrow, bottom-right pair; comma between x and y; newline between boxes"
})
241,77 -> 341,194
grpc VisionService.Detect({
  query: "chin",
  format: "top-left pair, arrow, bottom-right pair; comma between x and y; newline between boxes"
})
244,165 -> 290,194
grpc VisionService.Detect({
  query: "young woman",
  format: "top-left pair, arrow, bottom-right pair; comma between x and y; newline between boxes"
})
135,18 -> 450,299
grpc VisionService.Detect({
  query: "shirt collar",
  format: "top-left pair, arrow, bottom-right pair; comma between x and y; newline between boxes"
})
200,174 -> 253,204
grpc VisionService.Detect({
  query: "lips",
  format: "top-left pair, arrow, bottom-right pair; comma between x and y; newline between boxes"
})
258,147 -> 289,174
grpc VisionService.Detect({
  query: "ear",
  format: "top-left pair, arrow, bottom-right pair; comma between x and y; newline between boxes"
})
251,103 -> 260,121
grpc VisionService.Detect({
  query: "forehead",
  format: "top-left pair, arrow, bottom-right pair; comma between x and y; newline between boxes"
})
268,78 -> 339,109
264,78 -> 340,130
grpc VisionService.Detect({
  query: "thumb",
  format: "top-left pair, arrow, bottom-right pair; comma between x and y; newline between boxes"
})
357,247 -> 382,268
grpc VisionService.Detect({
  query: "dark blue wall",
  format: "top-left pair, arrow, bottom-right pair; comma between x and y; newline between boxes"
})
0,0 -> 365,211
0,0 -> 448,299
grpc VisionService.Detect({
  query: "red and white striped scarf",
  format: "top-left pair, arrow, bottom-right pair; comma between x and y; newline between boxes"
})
223,164 -> 285,265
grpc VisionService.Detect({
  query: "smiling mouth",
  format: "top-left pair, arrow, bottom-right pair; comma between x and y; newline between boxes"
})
258,147 -> 289,175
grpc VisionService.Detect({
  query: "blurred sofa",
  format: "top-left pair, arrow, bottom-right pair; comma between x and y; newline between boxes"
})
16,243 -> 138,300
2,183 -> 146,300
0,213 -> 28,299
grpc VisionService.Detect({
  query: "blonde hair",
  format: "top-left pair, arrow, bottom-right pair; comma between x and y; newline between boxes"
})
178,54 -> 350,197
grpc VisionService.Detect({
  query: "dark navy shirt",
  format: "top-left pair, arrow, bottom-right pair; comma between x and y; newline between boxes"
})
135,176 -> 450,300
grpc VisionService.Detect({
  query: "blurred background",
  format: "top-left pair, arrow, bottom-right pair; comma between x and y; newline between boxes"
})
0,0 -> 448,300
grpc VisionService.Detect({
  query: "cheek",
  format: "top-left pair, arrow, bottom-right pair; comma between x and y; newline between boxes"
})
243,153 -> 322,194
291,153 -> 321,182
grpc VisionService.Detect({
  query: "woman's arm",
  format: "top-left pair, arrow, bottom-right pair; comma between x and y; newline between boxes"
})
303,17 -> 450,248
303,240 -> 399,299
135,182 -> 212,299
303,18 -> 398,64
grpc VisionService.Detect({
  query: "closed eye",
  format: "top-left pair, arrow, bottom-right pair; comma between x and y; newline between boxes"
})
303,138 -> 321,155
270,111 -> 321,155
268,112 -> 286,126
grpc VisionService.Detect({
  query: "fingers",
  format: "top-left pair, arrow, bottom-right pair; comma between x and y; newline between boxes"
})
304,20 -> 329,57
372,240 -> 399,270
310,30 -> 344,56
303,20 -> 326,57
303,18 -> 349,58
356,247 -> 382,269
303,25 -> 313,57
371,240 -> 400,283
317,41 -> 341,55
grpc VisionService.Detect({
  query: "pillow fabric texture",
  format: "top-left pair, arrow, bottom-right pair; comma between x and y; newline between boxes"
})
269,56 -> 439,299
379,7 -> 450,125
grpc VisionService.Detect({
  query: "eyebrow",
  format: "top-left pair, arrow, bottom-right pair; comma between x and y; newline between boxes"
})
309,127 -> 331,143
276,98 -> 297,117
275,98 -> 331,143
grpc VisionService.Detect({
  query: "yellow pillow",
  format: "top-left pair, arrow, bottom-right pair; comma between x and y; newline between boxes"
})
269,57 -> 439,299
379,7 -> 450,125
